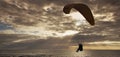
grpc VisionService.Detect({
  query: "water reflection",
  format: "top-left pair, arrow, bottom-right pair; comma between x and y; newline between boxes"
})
0,49 -> 119,57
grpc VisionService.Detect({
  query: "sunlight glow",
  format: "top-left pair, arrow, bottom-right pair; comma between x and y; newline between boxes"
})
14,26 -> 79,38
94,13 -> 115,21
88,41 -> 120,45
58,30 -> 79,36
64,12 -> 86,26
43,4 -> 55,11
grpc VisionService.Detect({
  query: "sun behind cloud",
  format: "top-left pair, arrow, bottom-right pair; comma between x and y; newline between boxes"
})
64,11 -> 86,26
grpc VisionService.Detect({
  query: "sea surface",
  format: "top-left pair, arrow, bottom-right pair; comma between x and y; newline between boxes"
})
0,50 -> 120,57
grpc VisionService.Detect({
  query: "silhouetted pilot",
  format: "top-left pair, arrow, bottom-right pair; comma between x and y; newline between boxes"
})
76,44 -> 83,52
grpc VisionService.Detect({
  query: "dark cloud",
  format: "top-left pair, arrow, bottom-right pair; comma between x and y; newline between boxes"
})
71,34 -> 120,43
0,33 -> 119,51
12,17 -> 39,26
71,34 -> 105,43
25,0 -> 74,6
0,34 -> 72,53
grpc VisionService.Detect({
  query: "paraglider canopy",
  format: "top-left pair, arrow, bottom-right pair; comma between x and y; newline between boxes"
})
63,3 -> 95,25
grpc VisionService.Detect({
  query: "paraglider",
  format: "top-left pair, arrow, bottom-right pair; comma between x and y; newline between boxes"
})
63,3 -> 95,25
63,3 -> 95,52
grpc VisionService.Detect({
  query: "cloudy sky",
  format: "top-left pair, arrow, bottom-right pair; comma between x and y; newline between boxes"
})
0,0 -> 120,53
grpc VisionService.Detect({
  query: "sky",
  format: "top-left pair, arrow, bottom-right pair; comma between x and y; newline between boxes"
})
0,0 -> 120,52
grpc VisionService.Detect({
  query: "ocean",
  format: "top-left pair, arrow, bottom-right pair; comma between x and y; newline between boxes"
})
0,50 -> 119,57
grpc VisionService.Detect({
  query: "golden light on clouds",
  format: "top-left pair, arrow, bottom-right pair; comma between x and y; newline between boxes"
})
88,41 -> 120,45
43,4 -> 54,11
94,13 -> 115,22
13,26 -> 79,38
57,30 -> 79,36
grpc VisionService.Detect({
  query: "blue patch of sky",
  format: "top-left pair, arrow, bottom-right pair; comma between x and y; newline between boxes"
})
0,22 -> 13,30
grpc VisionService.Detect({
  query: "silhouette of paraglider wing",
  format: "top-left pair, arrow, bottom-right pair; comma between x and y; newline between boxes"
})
63,4 -> 95,25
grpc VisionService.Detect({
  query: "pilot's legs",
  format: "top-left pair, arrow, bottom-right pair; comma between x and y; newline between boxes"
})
76,47 -> 79,52
76,44 -> 83,52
